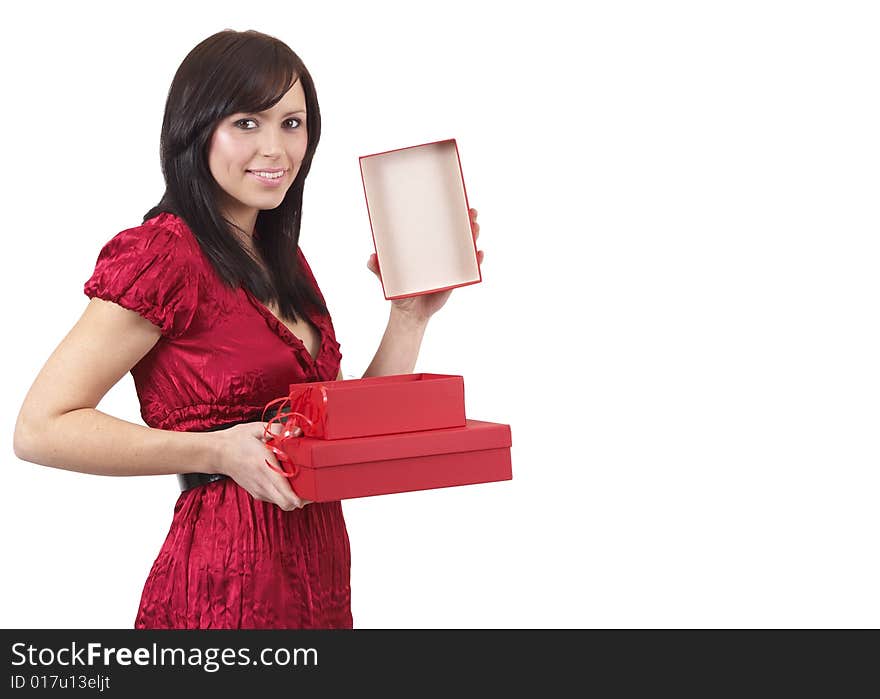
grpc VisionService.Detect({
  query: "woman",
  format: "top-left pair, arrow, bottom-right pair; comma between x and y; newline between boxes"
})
12,29 -> 482,629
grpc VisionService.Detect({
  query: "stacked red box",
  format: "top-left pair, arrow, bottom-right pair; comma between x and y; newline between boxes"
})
263,373 -> 512,502
286,373 -> 466,439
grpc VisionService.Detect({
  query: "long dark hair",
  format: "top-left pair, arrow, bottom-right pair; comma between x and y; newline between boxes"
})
143,28 -> 327,322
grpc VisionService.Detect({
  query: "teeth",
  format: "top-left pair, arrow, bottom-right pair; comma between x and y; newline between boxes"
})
251,170 -> 284,179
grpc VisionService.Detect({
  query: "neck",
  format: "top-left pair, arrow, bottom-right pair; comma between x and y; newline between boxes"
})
219,196 -> 258,241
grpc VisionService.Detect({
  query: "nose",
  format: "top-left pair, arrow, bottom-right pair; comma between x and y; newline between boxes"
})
259,126 -> 285,159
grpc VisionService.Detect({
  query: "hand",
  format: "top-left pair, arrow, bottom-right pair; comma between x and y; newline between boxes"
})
367,207 -> 484,321
213,422 -> 312,511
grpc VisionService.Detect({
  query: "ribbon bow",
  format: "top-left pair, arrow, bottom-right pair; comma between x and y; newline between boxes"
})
261,384 -> 329,479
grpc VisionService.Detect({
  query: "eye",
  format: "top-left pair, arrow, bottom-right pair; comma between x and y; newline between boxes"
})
234,117 -> 303,130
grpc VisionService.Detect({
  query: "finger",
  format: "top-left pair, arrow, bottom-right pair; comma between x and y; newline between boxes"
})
262,447 -> 306,507
276,422 -> 302,438
282,480 -> 306,510
469,207 -> 478,219
265,456 -> 304,509
477,250 -> 484,265
262,446 -> 291,478
260,421 -> 280,439
275,481 -> 304,510
261,421 -> 285,441
367,254 -> 382,280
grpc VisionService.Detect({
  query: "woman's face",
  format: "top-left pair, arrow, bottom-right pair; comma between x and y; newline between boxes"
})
207,78 -> 309,234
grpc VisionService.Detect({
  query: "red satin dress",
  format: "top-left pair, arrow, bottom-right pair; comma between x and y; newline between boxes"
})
83,212 -> 353,629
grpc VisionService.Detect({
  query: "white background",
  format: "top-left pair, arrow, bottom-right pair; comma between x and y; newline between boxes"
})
1,0 -> 878,628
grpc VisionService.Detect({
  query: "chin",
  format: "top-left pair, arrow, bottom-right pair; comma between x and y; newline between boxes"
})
259,198 -> 288,211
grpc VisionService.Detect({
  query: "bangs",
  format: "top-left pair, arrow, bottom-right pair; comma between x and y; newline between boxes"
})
222,47 -> 299,116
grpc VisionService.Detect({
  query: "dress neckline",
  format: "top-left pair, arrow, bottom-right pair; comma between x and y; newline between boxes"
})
158,212 -> 326,365
243,289 -> 324,364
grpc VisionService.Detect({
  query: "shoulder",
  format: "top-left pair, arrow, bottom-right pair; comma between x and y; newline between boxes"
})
95,212 -> 200,263
83,213 -> 203,339
86,212 -> 208,289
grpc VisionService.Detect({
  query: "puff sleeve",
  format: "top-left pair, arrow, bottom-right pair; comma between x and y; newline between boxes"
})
83,221 -> 199,340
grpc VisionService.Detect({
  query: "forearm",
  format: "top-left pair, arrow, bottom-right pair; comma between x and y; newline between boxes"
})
14,408 -> 218,477
362,307 -> 429,377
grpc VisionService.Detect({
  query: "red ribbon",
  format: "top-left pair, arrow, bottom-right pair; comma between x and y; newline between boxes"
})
261,384 -> 329,479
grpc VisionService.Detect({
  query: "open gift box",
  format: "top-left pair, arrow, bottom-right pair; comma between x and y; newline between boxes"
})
359,138 -> 481,299
281,373 -> 466,439
274,419 -> 512,502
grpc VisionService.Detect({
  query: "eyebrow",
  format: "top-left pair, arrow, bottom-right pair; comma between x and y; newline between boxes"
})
246,108 -> 307,117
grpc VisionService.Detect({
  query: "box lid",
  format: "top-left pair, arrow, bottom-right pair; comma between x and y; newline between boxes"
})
359,139 -> 481,299
284,419 -> 511,469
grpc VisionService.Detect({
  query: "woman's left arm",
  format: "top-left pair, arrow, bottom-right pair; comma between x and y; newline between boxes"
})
336,308 -> 431,379
337,313 -> 428,378
357,208 -> 483,379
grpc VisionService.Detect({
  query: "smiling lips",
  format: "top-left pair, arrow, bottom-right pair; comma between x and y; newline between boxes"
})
247,169 -> 287,186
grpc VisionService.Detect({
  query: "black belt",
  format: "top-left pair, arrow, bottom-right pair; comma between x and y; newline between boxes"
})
177,472 -> 228,491
177,407 -> 284,493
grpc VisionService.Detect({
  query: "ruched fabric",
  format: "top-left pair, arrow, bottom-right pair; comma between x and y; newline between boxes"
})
83,219 -> 200,339
83,212 -> 352,629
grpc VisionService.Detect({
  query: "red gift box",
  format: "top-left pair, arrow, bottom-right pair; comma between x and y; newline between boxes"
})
275,419 -> 512,502
282,373 -> 465,440
359,138 -> 481,300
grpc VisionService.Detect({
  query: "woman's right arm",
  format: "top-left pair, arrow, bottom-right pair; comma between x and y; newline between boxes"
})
13,298 -> 309,509
13,297 -> 219,477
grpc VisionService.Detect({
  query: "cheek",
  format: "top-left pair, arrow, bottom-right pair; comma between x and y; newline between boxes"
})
210,130 -> 250,173
292,131 -> 309,161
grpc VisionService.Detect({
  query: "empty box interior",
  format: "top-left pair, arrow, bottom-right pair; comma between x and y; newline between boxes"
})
360,140 -> 481,298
